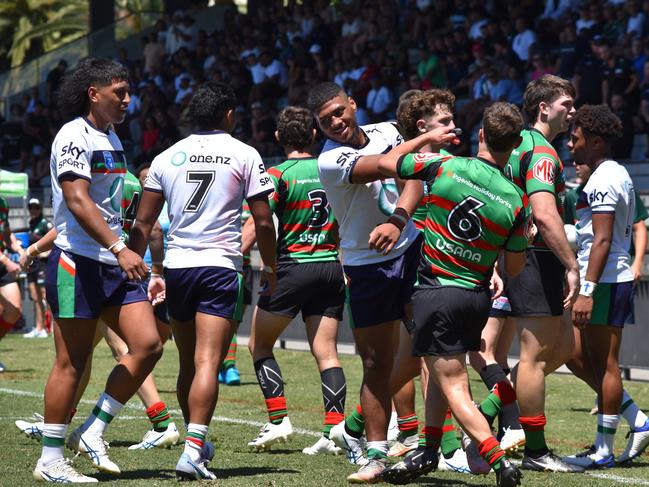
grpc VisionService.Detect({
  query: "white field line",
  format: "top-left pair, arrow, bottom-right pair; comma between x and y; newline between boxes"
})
0,386 -> 320,437
586,472 -> 649,485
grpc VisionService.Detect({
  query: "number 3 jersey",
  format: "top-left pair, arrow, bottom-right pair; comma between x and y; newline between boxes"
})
576,159 -> 634,283
318,122 -> 419,266
397,153 -> 529,289
50,117 -> 127,264
267,157 -> 338,264
145,131 -> 274,271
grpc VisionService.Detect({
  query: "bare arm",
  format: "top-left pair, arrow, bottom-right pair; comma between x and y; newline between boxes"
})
248,194 -> 277,295
632,220 -> 647,282
149,220 -> 165,275
129,189 -> 165,258
241,216 -> 257,257
22,227 -> 57,271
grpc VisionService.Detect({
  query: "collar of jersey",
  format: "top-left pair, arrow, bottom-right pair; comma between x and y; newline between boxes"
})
193,130 -> 228,136
82,116 -> 109,135
527,126 -> 550,142
476,156 -> 503,172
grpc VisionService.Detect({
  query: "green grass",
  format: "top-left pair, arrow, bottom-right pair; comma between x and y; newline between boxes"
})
1,333 -> 649,486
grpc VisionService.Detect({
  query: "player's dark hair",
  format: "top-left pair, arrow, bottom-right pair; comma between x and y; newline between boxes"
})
572,104 -> 623,144
398,89 -> 456,141
523,74 -> 575,123
307,82 -> 346,113
58,58 -> 128,121
189,81 -> 236,131
276,106 -> 315,150
483,102 -> 524,152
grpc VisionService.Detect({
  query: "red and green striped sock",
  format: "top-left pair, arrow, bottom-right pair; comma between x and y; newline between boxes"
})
344,404 -> 365,438
266,396 -> 288,425
520,414 -> 548,456
323,411 -> 344,439
146,401 -> 172,432
478,436 -> 506,472
222,334 -> 237,370
184,423 -> 208,462
418,425 -> 442,449
440,408 -> 462,456
397,413 -> 419,436
480,380 -> 517,425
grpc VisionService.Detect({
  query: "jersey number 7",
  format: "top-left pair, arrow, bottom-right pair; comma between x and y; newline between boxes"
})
184,171 -> 215,213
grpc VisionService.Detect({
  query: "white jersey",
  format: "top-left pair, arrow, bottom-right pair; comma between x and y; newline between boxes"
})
576,159 -> 634,283
51,117 -> 126,264
145,131 -> 273,271
318,122 -> 419,266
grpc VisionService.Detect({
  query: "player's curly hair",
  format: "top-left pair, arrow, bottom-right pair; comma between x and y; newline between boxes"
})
483,102 -> 524,152
58,58 -> 128,121
276,106 -> 315,149
572,104 -> 623,143
307,82 -> 346,113
189,81 -> 236,131
397,89 -> 456,141
523,74 -> 575,123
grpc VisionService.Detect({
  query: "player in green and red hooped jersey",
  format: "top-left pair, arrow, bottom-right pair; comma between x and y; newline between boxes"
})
385,88 -> 470,470
242,106 -> 347,456
0,196 -> 25,372
378,102 -> 528,486
502,75 -> 584,473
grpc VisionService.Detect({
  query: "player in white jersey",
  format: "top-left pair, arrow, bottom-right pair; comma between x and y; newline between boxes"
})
129,81 -> 277,481
562,105 -> 649,468
34,58 -> 162,483
307,82 -> 455,482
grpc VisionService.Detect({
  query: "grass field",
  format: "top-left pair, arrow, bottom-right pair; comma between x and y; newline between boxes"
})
1,333 -> 649,486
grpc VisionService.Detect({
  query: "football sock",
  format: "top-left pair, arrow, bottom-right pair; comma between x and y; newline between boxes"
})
320,367 -> 345,439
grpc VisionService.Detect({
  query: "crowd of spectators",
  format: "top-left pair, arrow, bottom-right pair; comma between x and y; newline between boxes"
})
2,0 -> 649,187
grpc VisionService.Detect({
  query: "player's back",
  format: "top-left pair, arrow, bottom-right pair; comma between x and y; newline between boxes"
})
146,131 -> 272,271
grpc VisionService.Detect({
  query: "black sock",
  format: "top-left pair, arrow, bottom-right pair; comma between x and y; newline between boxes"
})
321,367 -> 346,414
254,356 -> 284,399
480,364 -> 521,430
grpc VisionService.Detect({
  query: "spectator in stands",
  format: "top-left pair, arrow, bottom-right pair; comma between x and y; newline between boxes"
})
530,53 -> 556,80
45,59 -> 67,106
556,24 -> 580,79
417,42 -> 445,88
626,0 -> 646,37
18,101 -> 49,174
573,36 -> 605,105
512,17 -> 537,62
174,75 -> 193,104
248,101 -> 279,156
600,40 -> 639,104
366,73 -> 392,122
142,34 -> 165,75
610,93 -> 636,158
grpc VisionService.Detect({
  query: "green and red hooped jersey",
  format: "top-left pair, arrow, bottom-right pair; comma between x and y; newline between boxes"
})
267,157 -> 338,264
241,200 -> 251,267
0,196 -> 8,252
120,171 -> 142,243
504,128 -> 565,250
398,153 -> 529,289
412,148 -> 452,231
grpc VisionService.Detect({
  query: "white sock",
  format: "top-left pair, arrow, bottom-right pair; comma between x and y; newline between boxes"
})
621,390 -> 648,429
40,423 -> 68,466
366,440 -> 388,459
595,414 -> 619,457
184,423 -> 209,463
81,392 -> 123,436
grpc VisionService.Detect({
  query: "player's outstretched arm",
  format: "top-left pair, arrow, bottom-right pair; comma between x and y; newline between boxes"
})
248,194 -> 277,295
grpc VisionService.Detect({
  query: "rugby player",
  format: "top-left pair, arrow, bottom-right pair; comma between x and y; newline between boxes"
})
34,58 -> 163,482
562,105 -> 649,467
243,106 -> 346,456
308,81 -> 455,482
129,81 -> 277,481
504,75 -> 583,472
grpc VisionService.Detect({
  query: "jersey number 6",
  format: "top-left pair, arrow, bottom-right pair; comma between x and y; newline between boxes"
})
447,196 -> 484,242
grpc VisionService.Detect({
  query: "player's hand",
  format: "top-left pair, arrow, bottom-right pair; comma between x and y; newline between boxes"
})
564,268 -> 580,308
259,269 -> 277,296
117,248 -> 149,281
4,258 -> 20,275
632,262 -> 642,283
20,252 -> 35,271
369,222 -> 401,255
490,271 -> 504,300
572,294 -> 592,328
424,125 -> 458,147
148,275 -> 166,306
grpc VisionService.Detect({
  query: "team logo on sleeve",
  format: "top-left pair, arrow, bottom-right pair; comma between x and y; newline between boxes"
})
103,151 -> 114,170
413,153 -> 436,163
532,158 -> 555,184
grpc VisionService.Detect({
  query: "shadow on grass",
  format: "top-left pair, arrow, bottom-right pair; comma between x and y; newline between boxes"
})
416,477 -> 487,486
215,466 -> 300,478
95,469 -> 176,481
569,407 -> 595,413
618,460 -> 649,469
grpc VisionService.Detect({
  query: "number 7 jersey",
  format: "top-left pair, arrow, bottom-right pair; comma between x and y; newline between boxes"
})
398,153 -> 529,289
145,131 -> 274,271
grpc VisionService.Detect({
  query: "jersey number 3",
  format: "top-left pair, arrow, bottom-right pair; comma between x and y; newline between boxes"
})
307,189 -> 330,228
184,171 -> 215,213
447,196 -> 484,242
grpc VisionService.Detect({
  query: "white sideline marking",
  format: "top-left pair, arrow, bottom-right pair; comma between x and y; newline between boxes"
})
587,473 -> 649,485
0,387 -> 320,437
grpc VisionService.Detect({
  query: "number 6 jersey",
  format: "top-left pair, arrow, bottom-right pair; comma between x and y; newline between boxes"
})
267,157 -> 339,264
145,131 -> 273,271
397,153 -> 529,289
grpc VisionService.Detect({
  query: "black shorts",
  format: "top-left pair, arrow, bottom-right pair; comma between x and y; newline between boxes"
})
27,258 -> 47,285
411,285 -> 491,357
242,264 -> 253,306
257,261 -> 345,321
0,266 -> 17,287
506,249 -> 565,317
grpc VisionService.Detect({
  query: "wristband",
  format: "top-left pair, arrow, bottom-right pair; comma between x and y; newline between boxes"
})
108,240 -> 126,256
151,273 -> 164,279
387,207 -> 409,232
579,280 -> 597,298
262,265 -> 274,274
